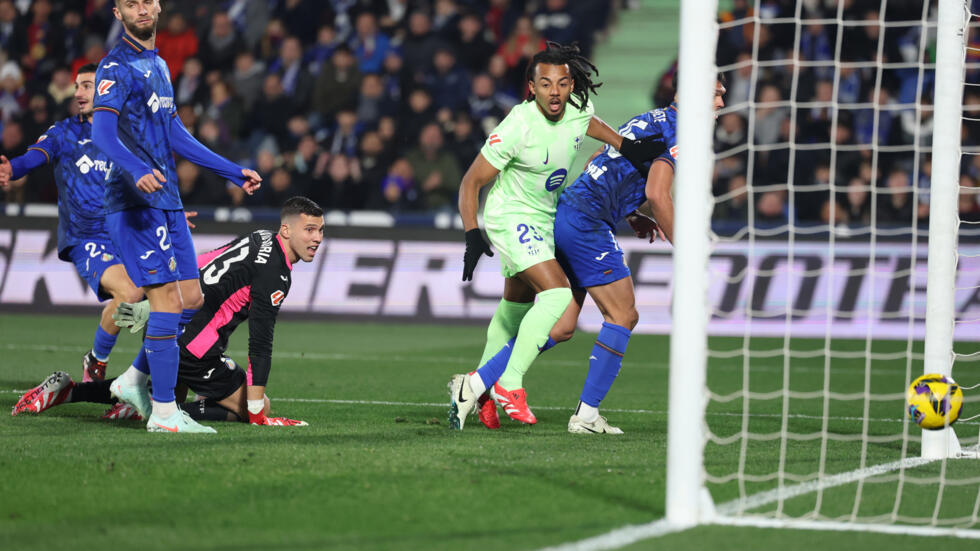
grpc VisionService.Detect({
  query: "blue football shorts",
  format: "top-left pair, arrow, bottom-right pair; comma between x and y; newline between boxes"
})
554,202 -> 631,290
105,207 -> 198,288
67,238 -> 122,301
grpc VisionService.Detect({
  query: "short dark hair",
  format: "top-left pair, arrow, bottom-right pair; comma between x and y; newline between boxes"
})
671,72 -> 727,95
525,41 -> 601,111
281,196 -> 323,220
77,63 -> 98,76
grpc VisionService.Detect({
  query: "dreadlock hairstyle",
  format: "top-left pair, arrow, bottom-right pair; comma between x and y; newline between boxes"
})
525,41 -> 602,111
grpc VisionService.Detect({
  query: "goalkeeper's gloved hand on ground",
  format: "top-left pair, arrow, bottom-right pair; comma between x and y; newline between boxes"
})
247,398 -> 308,426
626,211 -> 660,243
619,134 -> 667,174
112,300 -> 150,334
462,228 -> 493,281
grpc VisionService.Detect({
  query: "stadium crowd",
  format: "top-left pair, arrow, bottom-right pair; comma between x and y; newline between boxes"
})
0,0 -> 614,213
652,0 -> 980,229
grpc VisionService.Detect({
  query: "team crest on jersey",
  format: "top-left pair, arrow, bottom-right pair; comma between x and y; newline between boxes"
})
488,133 -> 502,146
270,290 -> 285,307
573,135 -> 583,150
168,256 -> 177,272
97,80 -> 115,96
101,253 -> 114,262
75,155 -> 95,174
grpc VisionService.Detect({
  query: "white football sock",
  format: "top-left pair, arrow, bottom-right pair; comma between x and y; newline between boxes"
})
152,400 -> 178,418
468,372 -> 487,396
576,401 -> 599,423
118,365 -> 148,387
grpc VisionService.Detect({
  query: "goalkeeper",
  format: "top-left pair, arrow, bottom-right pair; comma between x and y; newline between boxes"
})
12,197 -> 325,427
449,42 -> 666,429
468,76 -> 727,434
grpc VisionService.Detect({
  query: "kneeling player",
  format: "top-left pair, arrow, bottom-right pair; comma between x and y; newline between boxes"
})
12,197 -> 326,427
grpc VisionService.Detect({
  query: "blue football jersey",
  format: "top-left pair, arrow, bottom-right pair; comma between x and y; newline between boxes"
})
93,33 -> 181,212
560,104 -> 678,226
27,116 -> 112,259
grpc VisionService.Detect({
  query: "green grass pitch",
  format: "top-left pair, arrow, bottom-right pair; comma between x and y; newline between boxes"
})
1,313 -> 977,550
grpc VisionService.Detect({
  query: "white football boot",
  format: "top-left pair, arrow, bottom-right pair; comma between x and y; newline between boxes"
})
146,408 -> 217,434
568,414 -> 624,435
448,373 -> 478,430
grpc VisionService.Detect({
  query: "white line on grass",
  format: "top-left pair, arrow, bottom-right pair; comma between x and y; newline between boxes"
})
0,342 -> 921,375
539,455 -> 980,549
3,390 -> 978,426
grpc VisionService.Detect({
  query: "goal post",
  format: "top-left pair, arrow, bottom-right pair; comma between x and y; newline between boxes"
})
922,0 -> 968,460
665,0 -> 720,527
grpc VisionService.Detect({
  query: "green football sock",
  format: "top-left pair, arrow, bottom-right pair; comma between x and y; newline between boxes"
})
497,287 -> 572,390
478,299 -> 533,367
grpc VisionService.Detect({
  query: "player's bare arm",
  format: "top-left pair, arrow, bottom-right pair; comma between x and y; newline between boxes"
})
0,155 -> 12,188
646,161 -> 675,244
459,153 -> 499,280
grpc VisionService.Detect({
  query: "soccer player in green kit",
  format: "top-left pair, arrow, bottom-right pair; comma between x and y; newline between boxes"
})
449,42 -> 664,428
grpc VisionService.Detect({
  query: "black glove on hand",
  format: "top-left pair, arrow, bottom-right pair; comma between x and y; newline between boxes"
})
619,134 -> 667,174
462,228 -> 493,281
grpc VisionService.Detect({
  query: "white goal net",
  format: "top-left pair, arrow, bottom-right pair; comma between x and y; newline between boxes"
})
668,0 -> 980,538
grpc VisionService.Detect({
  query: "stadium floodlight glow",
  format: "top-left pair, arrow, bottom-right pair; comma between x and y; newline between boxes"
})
665,0 -> 980,541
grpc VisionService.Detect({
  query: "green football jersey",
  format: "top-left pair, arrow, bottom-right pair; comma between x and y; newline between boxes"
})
481,99 -> 594,218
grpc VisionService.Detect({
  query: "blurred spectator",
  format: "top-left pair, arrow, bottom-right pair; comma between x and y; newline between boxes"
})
498,16 -> 545,77
845,177 -> 871,226
70,37 -> 105,79
205,79 -> 245,140
21,93 -> 53,145
356,74 -> 394,127
426,46 -> 471,112
714,113 -> 747,153
59,9 -> 85,66
156,12 -> 198,79
398,88 -> 436,151
447,111 -> 484,171
325,154 -> 364,210
402,11 -> 442,81
433,0 -> 462,40
24,0 -> 59,76
200,12 -> 244,73
0,61 -> 26,122
485,0 -> 521,45
174,57 -> 208,108
381,51 -> 407,105
753,84 -> 786,146
306,25 -> 340,75
313,45 -> 361,124
379,158 -> 419,211
757,190 -> 787,222
178,158 -> 227,206
351,12 -> 391,74
265,167 -> 298,208
455,12 -> 496,74
533,0 -> 579,50
45,67 -> 74,116
468,73 -> 512,131
286,133 -> 318,196
231,51 -> 266,112
714,175 -> 749,223
275,0 -> 319,45
324,108 -> 360,157
253,73 -> 294,147
403,122 -> 462,210
959,174 -> 980,223
256,18 -> 287,63
358,130 -> 395,209
876,169 -> 916,225
0,0 -> 26,62
272,36 -> 314,110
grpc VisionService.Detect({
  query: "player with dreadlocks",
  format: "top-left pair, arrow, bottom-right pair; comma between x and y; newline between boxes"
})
448,41 -> 666,429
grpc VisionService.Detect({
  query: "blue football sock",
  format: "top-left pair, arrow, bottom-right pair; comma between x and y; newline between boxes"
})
179,308 -> 198,335
144,311 -> 181,403
475,336 -> 559,390
92,326 -> 118,362
580,322 -> 631,407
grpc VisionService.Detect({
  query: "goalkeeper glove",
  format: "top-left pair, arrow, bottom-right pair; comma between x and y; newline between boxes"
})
626,211 -> 660,243
619,134 -> 667,174
247,397 -> 308,426
112,299 -> 150,334
462,228 -> 493,281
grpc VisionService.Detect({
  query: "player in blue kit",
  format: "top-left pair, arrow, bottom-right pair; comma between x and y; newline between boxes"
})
466,76 -> 726,433
0,63 -> 143,383
92,0 -> 261,433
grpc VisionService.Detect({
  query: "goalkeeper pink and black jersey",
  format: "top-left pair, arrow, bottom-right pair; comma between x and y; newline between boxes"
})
179,230 -> 292,387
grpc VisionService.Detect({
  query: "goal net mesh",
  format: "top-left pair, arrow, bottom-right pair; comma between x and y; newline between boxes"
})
702,0 -> 980,531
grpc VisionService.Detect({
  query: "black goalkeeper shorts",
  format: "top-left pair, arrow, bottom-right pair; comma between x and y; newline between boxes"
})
178,352 -> 246,401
